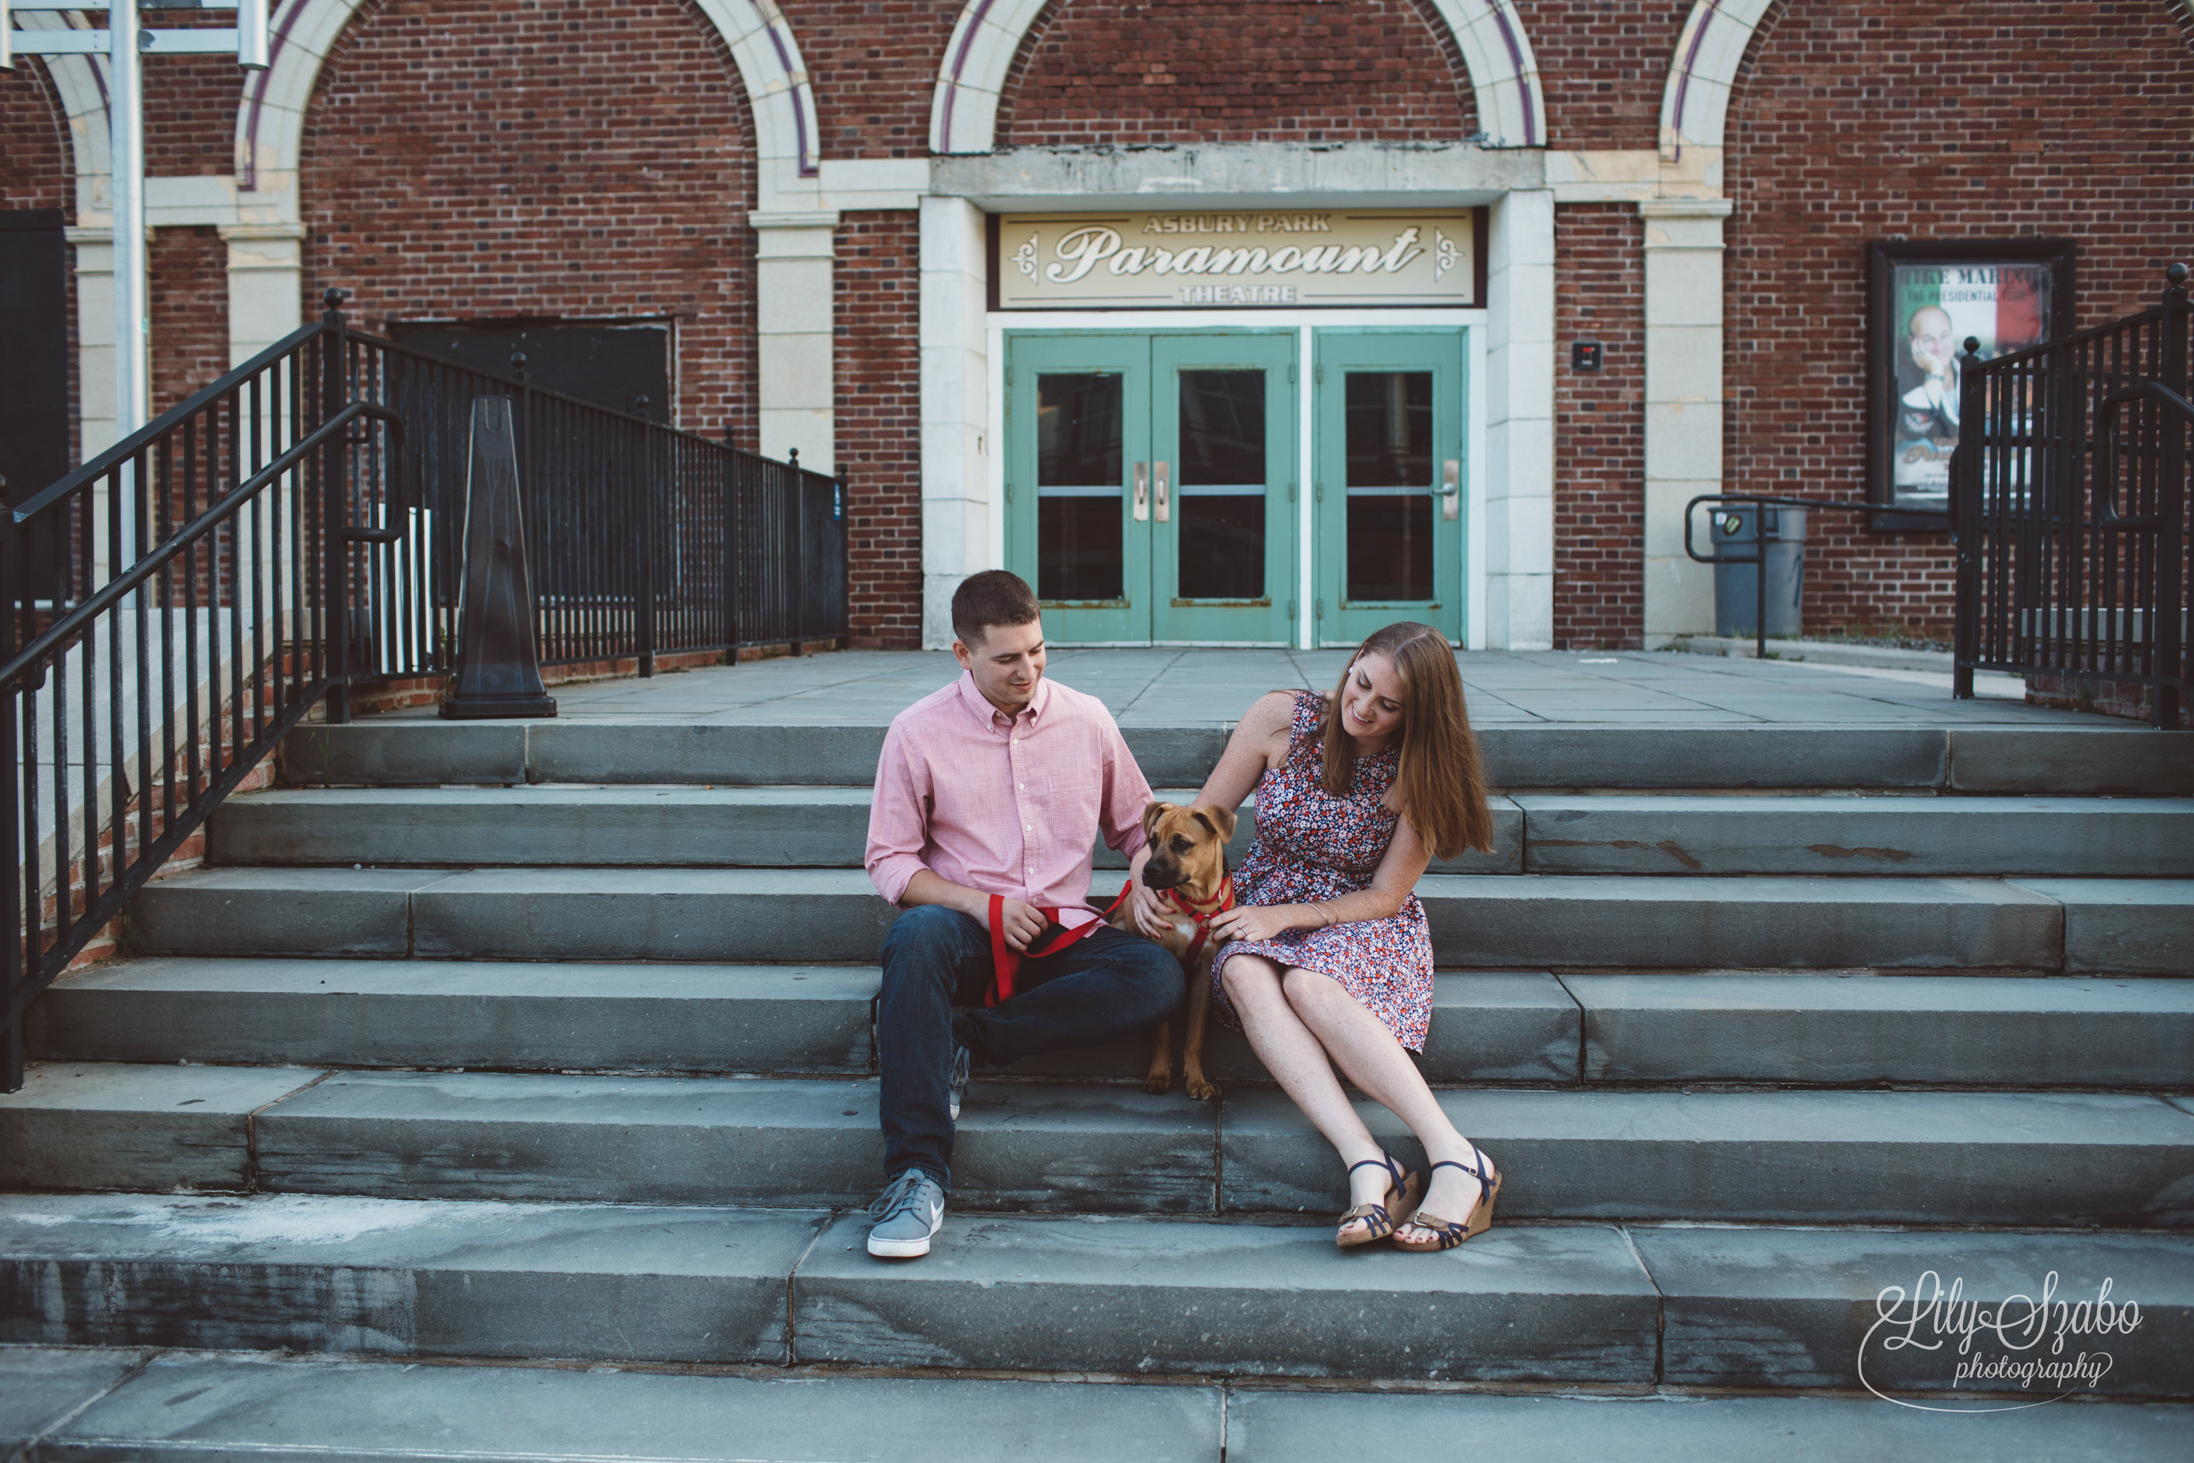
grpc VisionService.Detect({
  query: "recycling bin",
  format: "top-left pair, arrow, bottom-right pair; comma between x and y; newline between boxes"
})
1711,503 -> 1807,639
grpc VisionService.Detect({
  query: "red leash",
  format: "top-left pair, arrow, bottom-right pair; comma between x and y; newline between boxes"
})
985,884 -> 1130,1006
984,871 -> 1235,1006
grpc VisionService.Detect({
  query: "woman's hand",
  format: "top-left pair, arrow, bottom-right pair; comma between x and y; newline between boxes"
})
1208,902 -> 1316,945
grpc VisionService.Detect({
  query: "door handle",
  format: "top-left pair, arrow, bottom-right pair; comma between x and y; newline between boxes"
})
1133,462 -> 1149,522
1154,462 -> 1170,523
1440,458 -> 1460,521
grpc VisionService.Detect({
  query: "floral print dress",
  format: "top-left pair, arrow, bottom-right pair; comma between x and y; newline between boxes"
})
1210,690 -> 1436,1051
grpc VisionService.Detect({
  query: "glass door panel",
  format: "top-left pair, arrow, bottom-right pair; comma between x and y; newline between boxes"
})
1037,371 -> 1125,600
1344,370 -> 1436,602
1152,333 -> 1297,644
1005,334 -> 1150,644
1314,330 -> 1465,646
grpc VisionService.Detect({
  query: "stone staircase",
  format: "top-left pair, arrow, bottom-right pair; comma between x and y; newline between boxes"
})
4,703 -> 2193,1455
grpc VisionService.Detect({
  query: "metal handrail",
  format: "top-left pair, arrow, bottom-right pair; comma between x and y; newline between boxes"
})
1951,264 -> 2189,727
0,401 -> 404,693
1683,493 -> 1875,662
10,321 -> 327,525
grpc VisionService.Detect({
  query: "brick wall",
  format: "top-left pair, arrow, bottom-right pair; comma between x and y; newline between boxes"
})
0,62 -> 69,212
300,0 -> 759,444
151,226 -> 231,414
1553,203 -> 1645,649
795,0 -> 960,157
1724,0 -> 2194,637
836,211 -> 923,648
998,0 -> 1475,146
142,10 -> 244,178
1517,0 -> 1690,151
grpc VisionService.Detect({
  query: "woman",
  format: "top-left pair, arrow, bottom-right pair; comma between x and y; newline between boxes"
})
1191,621 -> 1497,1250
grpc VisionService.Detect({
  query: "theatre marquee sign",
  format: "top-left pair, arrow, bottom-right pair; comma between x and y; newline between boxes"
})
993,209 -> 1485,309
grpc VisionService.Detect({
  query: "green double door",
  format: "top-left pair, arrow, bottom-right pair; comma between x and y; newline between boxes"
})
1005,328 -> 1466,645
1007,330 -> 1297,645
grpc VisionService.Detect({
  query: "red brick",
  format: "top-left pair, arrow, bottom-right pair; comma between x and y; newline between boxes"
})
1722,0 -> 2194,638
1553,202 -> 1645,649
1000,0 -> 1477,146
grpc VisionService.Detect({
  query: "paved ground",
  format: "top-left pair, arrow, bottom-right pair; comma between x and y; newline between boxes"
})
391,648 -> 2065,728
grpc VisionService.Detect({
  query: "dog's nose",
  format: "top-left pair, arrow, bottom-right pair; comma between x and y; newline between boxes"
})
1141,864 -> 1179,890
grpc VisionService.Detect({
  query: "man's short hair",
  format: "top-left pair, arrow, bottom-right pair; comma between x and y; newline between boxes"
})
952,570 -> 1041,647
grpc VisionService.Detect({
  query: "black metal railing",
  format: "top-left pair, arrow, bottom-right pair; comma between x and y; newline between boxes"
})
1,292 -> 847,1088
1953,265 -> 2190,729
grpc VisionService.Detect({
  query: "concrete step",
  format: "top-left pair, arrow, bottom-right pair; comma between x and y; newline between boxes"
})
25,960 -> 1582,1086
209,785 -> 2193,878
1516,794 -> 2194,877
207,784 -> 1521,873
1566,971 -> 2194,1086
31,960 -> 2194,1089
8,1065 -> 2192,1224
280,719 -> 2194,794
3,1194 -> 2188,1394
123,865 -> 2193,973
6,1348 -> 2191,1462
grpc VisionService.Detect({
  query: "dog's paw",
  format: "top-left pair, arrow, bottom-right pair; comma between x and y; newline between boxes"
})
1142,1070 -> 1173,1096
1185,1073 -> 1219,1102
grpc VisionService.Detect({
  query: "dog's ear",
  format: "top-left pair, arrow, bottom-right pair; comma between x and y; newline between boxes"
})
1192,806 -> 1238,845
1142,801 -> 1176,843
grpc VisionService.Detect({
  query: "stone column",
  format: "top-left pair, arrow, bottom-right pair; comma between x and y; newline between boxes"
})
1485,188 -> 1555,650
749,210 -> 839,474
917,195 -> 989,649
220,222 -> 306,366
66,226 -> 118,465
1639,197 -> 1734,641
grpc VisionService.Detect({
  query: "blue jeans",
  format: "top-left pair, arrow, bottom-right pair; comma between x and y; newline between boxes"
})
876,903 -> 1183,1190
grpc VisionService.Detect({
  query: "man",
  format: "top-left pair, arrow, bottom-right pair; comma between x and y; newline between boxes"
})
861,570 -> 1179,1258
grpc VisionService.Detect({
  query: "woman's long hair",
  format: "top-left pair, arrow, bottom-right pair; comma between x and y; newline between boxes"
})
1309,621 -> 1493,858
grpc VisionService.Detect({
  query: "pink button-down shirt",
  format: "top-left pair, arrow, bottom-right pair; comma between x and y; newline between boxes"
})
865,671 -> 1153,928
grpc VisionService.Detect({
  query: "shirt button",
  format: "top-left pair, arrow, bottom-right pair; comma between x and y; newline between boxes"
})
1017,782 -> 1025,790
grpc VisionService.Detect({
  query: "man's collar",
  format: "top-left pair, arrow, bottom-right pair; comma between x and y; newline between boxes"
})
954,669 -> 1051,727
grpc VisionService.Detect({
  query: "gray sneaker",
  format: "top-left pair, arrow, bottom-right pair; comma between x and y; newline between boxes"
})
866,1169 -> 946,1258
948,1042 -> 972,1122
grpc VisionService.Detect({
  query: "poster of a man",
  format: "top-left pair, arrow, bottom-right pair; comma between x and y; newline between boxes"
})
1885,259 -> 2054,510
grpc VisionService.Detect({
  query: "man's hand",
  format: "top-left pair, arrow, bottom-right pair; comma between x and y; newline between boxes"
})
995,896 -> 1047,953
1126,849 -> 1173,939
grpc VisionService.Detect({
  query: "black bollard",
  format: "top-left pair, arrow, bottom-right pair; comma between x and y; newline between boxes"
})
442,396 -> 557,719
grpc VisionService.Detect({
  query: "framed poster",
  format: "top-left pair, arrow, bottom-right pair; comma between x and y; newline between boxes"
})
1865,239 -> 2075,531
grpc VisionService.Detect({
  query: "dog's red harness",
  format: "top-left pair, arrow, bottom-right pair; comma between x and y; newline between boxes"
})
1165,870 -> 1236,963
984,870 -> 1236,1006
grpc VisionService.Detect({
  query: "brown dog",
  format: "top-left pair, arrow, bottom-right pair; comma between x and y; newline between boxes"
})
1112,800 -> 1238,1101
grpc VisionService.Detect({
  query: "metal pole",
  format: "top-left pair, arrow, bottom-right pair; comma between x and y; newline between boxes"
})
321,290 -> 351,723
2157,264 -> 2189,731
110,0 -> 147,442
1952,343 -> 1983,700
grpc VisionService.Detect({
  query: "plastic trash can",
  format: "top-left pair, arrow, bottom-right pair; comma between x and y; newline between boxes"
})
1711,503 -> 1807,640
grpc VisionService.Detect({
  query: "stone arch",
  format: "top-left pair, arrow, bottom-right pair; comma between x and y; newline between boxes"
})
1658,0 -> 1774,159
6,15 -> 111,216
1660,0 -> 2194,158
930,0 -> 1546,153
234,0 -> 822,217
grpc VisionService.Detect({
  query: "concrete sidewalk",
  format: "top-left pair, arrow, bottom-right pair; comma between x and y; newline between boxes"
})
383,647 -> 2051,727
